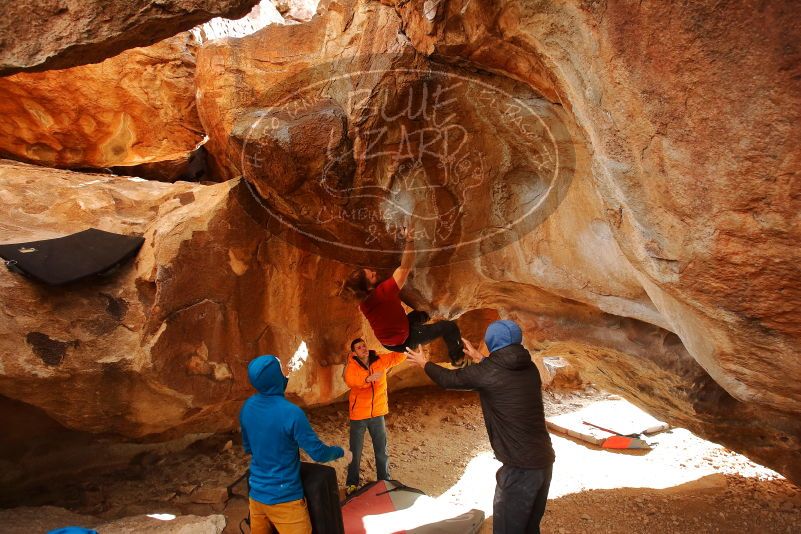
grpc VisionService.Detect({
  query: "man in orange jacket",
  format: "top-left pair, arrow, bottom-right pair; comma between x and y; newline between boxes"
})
343,337 -> 406,495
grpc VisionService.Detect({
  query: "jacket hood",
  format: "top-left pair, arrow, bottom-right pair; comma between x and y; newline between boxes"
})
248,355 -> 288,395
485,320 -> 523,353
489,343 -> 534,370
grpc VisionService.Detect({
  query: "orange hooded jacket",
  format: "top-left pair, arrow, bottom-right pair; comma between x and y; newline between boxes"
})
343,350 -> 406,421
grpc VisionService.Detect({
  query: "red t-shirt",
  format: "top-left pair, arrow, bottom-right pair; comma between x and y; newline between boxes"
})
359,277 -> 409,346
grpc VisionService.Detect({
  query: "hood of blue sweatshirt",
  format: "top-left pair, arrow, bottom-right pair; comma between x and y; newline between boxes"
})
484,320 -> 523,353
247,355 -> 288,395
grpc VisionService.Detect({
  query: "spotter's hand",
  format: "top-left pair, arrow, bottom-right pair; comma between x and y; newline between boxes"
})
405,345 -> 428,368
462,337 -> 485,364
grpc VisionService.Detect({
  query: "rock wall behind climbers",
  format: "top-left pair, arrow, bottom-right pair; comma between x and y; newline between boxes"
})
0,158 -> 368,442
0,0 -> 799,487
385,0 -> 801,483
195,0 -> 801,482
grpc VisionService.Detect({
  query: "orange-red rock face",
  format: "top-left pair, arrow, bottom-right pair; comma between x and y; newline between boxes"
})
1,0 -> 800,488
194,0 -> 800,482
387,0 -> 801,482
0,0 -> 260,75
0,34 -> 204,174
392,0 -> 801,408
0,159 -> 357,439
196,0 -> 581,268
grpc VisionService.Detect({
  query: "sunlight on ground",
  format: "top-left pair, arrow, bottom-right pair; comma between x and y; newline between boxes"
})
360,494 -> 478,533
423,397 -> 783,521
547,428 -> 778,497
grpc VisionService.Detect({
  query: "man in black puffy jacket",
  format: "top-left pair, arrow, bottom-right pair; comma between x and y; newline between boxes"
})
405,320 -> 555,534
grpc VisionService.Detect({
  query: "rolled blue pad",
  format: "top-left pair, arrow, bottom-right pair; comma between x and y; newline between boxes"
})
47,527 -> 99,534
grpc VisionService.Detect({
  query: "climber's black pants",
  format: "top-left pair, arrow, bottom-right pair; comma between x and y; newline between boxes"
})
382,312 -> 464,364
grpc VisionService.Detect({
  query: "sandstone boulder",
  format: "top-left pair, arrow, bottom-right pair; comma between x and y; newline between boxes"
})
0,506 -> 225,534
100,513 -> 226,533
0,34 -> 204,177
0,159 -> 367,441
0,0 -> 260,75
1,0 -> 800,490
0,506 -> 100,534
271,0 -> 320,22
196,0 -> 578,267
194,0 -> 800,482
388,0 -> 801,482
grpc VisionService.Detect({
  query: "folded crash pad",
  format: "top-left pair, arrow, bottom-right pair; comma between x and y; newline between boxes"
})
546,399 -> 668,450
342,480 -> 484,534
0,228 -> 144,285
301,462 -> 345,534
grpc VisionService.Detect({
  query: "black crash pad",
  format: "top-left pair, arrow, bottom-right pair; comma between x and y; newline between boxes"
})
300,462 -> 345,534
0,228 -> 145,286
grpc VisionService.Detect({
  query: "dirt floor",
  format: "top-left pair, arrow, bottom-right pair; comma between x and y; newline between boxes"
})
3,386 -> 800,533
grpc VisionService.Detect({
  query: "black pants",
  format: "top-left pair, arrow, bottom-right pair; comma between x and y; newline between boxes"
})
493,464 -> 553,534
383,312 -> 464,364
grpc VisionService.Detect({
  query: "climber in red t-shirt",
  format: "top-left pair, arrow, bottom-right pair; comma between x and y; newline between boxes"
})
343,222 -> 465,366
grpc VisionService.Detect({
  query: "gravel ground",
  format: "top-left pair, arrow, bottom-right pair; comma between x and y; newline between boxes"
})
2,386 -> 799,534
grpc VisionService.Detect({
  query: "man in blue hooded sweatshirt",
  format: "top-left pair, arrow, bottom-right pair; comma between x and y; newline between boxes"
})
406,320 -> 555,534
240,355 -> 352,534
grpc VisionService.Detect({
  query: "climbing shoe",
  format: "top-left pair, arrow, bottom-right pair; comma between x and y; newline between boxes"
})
345,484 -> 358,497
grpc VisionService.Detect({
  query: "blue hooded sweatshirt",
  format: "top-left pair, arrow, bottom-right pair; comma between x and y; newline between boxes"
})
239,355 -> 344,505
484,320 -> 523,353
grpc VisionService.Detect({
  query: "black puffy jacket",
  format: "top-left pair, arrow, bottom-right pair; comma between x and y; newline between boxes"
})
424,343 -> 555,468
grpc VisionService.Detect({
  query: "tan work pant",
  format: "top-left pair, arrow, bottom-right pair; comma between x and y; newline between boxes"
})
249,497 -> 312,534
